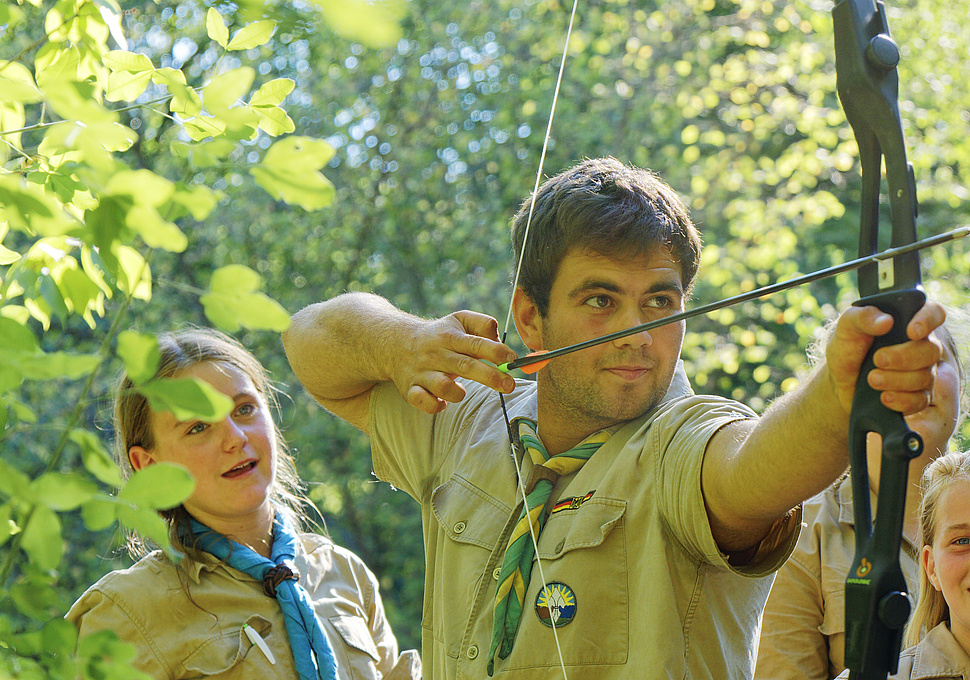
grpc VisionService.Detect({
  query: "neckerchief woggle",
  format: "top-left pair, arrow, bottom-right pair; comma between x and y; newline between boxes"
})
187,513 -> 339,680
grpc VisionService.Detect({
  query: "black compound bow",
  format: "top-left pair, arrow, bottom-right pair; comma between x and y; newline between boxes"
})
833,0 -> 927,678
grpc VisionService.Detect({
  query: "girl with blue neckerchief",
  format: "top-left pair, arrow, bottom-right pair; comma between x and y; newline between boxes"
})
68,328 -> 420,680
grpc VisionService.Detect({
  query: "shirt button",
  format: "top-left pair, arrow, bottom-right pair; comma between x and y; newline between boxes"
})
453,521 -> 467,534
492,568 -> 502,580
467,645 -> 479,660
555,539 -> 566,553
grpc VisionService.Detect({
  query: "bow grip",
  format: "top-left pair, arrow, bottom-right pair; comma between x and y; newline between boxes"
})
844,287 -> 925,679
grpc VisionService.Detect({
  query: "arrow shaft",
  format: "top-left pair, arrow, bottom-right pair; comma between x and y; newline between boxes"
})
503,226 -> 969,372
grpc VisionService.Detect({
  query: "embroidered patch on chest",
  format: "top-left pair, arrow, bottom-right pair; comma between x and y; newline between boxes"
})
549,490 -> 595,515
535,582 -> 577,628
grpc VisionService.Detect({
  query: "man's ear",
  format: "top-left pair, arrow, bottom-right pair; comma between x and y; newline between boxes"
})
511,288 -> 544,352
922,544 -> 942,592
128,446 -> 155,472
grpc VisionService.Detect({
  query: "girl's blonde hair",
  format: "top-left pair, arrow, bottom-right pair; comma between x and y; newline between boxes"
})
114,327 -> 309,558
905,450 -> 970,646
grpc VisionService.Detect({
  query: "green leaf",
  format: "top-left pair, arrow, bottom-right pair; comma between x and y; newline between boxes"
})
166,184 -> 220,221
227,20 -> 276,51
112,244 -> 152,300
106,69 -> 152,102
81,496 -> 119,530
200,264 -> 291,332
316,0 -> 405,48
10,580 -> 61,620
102,50 -> 154,73
119,462 -> 194,510
250,136 -> 336,210
21,505 -> 62,570
31,472 -> 97,511
0,502 -> 19,547
0,60 -> 42,103
127,205 -> 188,252
182,115 -> 227,141
0,458 -> 33,501
0,243 -> 21,264
203,67 -> 255,112
105,168 -> 175,206
71,429 -> 124,487
249,78 -> 294,107
252,104 -> 295,137
206,8 -> 229,49
42,617 -> 78,657
117,505 -> 171,549
117,331 -> 160,384
0,174 -> 74,237
137,376 -> 234,422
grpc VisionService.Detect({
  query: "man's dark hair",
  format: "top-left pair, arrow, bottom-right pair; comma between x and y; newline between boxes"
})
511,157 -> 702,316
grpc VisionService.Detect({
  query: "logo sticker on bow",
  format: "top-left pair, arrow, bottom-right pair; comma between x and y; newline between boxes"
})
535,582 -> 577,628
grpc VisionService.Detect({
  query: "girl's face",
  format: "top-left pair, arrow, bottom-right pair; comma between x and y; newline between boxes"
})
922,477 -> 970,650
128,361 -> 277,534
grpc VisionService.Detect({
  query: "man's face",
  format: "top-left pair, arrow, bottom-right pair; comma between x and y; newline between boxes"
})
525,245 -> 686,434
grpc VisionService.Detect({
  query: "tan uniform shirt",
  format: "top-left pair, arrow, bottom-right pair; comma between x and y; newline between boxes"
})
833,623 -> 970,679
67,533 -> 421,680
756,477 -> 918,680
369,363 -> 800,680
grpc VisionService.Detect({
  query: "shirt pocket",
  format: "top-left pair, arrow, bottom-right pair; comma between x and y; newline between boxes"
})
502,498 -> 629,671
430,474 -> 511,654
181,614 -> 277,679
329,615 -> 382,680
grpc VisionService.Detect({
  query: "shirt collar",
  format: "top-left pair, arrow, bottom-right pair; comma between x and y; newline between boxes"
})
910,622 -> 970,679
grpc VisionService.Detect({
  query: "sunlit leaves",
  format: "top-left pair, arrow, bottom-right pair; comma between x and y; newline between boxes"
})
206,8 -> 230,49
199,264 -> 291,332
250,136 -> 335,210
116,331 -> 160,385
137,376 -> 234,423
119,463 -> 194,511
316,0 -> 406,48
227,20 -> 276,51
70,429 -> 124,487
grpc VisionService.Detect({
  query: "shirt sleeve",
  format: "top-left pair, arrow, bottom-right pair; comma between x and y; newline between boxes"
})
67,586 -> 173,680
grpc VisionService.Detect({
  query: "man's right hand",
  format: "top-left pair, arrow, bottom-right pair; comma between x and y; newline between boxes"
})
391,310 -> 517,415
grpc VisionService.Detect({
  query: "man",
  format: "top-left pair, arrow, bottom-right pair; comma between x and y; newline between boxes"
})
283,157 -> 943,679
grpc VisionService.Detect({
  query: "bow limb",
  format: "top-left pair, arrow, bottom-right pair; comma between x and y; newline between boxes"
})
833,1 -> 925,678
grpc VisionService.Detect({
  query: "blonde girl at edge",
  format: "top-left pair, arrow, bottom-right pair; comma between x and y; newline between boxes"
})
67,328 -> 420,680
834,449 -> 970,679
756,323 -> 965,680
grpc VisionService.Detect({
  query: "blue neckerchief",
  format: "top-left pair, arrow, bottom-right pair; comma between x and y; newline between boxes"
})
188,514 -> 338,680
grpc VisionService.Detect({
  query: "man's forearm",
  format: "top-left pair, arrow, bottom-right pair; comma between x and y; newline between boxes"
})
283,292 -> 421,402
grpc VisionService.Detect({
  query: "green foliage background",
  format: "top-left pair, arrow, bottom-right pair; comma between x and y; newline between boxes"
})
2,0 -> 969,676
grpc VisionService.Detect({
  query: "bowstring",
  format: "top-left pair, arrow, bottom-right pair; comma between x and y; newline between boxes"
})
497,0 -> 580,677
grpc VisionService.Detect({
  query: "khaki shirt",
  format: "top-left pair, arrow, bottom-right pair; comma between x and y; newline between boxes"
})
756,477 -> 918,680
369,363 -> 800,680
834,623 -> 970,679
67,533 -> 421,680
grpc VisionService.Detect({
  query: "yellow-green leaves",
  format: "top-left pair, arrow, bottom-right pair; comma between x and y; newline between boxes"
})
137,377 -> 234,423
206,8 -> 276,52
116,331 -> 160,385
316,0 -> 406,48
251,136 -> 335,210
200,265 -> 291,332
250,79 -> 296,136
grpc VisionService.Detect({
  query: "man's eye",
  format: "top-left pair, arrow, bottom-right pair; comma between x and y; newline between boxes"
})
584,295 -> 612,309
955,537 -> 970,546
645,296 -> 672,309
187,423 -> 207,435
